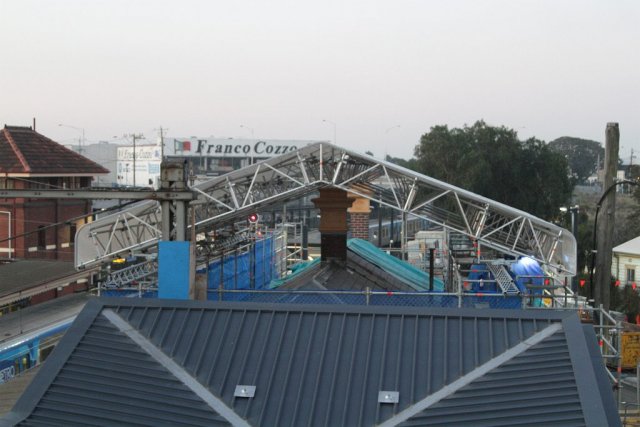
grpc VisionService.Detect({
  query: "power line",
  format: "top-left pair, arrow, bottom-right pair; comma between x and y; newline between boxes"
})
0,199 -> 140,246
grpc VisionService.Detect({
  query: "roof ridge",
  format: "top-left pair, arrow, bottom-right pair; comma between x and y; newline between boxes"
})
2,127 -> 31,172
36,131 -> 110,173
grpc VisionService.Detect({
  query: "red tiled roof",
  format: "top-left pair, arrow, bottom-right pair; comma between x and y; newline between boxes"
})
0,125 -> 109,175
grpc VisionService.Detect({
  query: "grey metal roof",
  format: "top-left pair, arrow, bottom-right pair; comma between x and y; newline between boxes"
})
0,261 -> 76,297
2,299 -> 619,427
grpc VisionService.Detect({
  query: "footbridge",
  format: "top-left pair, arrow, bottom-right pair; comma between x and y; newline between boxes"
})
74,142 -> 577,277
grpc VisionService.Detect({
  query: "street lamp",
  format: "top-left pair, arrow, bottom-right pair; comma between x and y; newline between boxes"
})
58,123 -> 85,154
240,125 -> 255,164
125,133 -> 145,187
384,125 -> 401,160
0,210 -> 11,259
240,125 -> 254,138
322,119 -> 336,144
560,205 -> 579,291
589,179 -> 640,301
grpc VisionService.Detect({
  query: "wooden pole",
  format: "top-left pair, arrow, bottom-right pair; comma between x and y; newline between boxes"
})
594,123 -> 619,311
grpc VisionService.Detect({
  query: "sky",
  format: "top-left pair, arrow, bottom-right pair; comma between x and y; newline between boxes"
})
1,0 -> 639,161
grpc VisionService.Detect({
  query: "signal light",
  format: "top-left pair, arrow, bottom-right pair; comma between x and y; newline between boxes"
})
248,213 -> 259,224
615,280 -> 620,287
579,279 -> 585,287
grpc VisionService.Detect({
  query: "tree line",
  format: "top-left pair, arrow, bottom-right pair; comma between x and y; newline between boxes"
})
391,120 -> 574,220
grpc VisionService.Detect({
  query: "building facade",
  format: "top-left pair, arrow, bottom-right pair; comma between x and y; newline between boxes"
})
611,236 -> 640,287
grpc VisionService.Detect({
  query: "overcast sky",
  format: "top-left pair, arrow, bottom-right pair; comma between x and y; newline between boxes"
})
1,0 -> 638,161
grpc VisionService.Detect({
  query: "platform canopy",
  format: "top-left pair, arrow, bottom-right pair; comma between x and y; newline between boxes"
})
75,142 -> 576,275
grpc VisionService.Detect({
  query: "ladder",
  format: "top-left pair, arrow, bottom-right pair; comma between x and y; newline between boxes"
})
486,263 -> 520,295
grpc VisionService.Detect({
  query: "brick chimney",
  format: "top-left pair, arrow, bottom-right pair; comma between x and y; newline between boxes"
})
348,189 -> 371,240
312,188 -> 354,264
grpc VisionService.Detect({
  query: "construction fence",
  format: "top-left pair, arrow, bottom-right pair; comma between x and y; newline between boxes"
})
206,288 -> 584,310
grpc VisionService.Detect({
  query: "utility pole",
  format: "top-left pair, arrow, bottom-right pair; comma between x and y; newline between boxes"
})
127,133 -> 144,187
156,126 -> 167,161
594,123 -> 619,311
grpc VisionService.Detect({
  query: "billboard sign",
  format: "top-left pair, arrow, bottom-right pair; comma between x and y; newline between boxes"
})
166,138 -> 314,158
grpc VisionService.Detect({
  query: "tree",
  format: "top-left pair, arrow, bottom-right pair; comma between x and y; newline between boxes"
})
414,121 -> 573,221
385,154 -> 418,171
548,136 -> 604,185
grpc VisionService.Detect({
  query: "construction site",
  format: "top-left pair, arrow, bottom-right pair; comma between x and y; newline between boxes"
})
0,141 -> 629,426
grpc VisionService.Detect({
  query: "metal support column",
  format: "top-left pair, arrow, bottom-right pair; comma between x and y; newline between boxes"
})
161,201 -> 171,240
176,201 -> 186,241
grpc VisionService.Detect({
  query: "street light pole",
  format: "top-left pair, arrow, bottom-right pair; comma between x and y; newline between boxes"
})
58,123 -> 85,154
240,125 -> 254,138
560,205 -> 579,291
126,134 -> 145,187
589,179 -> 639,301
384,125 -> 401,160
240,125 -> 255,164
322,119 -> 336,144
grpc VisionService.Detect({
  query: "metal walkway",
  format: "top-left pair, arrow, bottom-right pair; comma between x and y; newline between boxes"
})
486,263 -> 520,295
75,143 -> 577,277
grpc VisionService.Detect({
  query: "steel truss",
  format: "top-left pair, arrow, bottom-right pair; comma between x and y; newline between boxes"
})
75,143 -> 576,275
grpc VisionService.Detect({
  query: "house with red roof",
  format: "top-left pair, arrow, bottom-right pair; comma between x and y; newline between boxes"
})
0,125 -> 108,261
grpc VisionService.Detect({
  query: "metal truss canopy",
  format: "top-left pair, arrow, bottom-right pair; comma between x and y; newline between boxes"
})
75,142 -> 576,275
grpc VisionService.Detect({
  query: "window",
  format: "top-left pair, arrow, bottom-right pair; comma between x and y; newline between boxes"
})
37,226 -> 46,249
0,178 -> 14,189
627,267 -> 636,283
69,224 -> 77,246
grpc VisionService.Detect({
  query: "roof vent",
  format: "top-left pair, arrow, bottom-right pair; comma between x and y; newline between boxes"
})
378,391 -> 399,403
234,385 -> 256,398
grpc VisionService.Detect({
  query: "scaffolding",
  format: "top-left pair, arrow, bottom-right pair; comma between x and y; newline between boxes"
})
74,143 -> 576,283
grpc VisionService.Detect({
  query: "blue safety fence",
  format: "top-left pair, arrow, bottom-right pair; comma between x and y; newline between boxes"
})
205,236 -> 278,293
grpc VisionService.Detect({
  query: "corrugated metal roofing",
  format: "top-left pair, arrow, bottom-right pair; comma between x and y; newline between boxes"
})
0,261 -> 76,297
2,299 -> 620,427
398,331 -> 582,426
17,314 -> 229,427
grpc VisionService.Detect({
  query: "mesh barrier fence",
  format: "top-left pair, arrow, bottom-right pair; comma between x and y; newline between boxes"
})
205,290 -> 556,310
98,289 -> 576,311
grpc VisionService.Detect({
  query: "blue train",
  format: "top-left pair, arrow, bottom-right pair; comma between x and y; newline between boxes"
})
0,318 -> 73,384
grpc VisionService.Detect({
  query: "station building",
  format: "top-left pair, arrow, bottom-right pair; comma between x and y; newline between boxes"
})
0,125 -> 108,261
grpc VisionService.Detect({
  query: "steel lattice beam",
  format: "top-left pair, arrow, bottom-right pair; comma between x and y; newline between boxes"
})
75,142 -> 576,275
